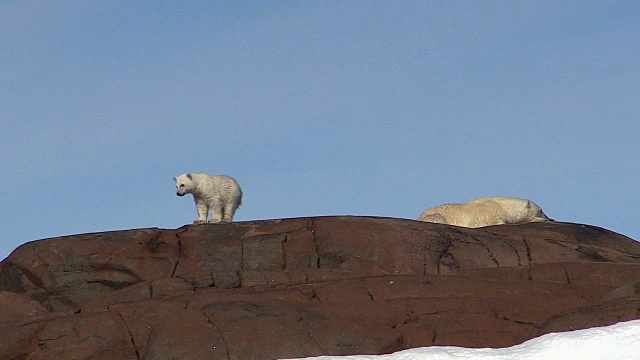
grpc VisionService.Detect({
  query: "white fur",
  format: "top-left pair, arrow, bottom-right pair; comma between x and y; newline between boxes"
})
173,173 -> 242,224
418,196 -> 551,228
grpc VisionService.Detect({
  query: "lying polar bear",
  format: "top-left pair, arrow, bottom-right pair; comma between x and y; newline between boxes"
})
418,197 -> 552,228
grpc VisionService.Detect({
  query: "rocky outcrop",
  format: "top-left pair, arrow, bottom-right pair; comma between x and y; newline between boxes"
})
0,216 -> 638,359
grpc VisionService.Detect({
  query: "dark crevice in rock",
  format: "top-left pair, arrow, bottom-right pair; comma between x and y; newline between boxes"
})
236,271 -> 243,288
282,234 -> 288,270
115,311 -> 141,360
171,233 -> 182,278
546,239 -> 571,248
23,266 -> 46,291
85,279 -> 136,291
143,232 -> 163,254
436,237 -> 456,274
435,239 -> 449,275
205,316 -> 231,360
240,239 -> 245,273
308,218 -> 320,269
297,312 -> 328,355
364,285 -> 375,301
422,239 -> 429,275
501,316 -> 540,329
301,269 -> 310,283
503,240 -> 523,266
90,263 -> 141,280
6,262 -> 45,292
21,318 -> 56,327
47,290 -> 80,311
523,237 -> 533,265
576,246 -> 611,262
562,265 -> 571,285
472,235 -> 499,267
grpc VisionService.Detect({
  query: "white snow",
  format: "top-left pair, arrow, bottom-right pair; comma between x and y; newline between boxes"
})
284,319 -> 640,360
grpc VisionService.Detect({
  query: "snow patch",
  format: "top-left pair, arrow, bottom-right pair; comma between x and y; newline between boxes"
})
285,319 -> 640,360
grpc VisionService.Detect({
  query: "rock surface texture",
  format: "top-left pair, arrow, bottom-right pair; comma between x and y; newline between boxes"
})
0,216 -> 639,360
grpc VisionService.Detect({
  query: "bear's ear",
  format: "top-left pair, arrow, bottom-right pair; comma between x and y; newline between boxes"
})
186,173 -> 192,179
173,177 -> 177,182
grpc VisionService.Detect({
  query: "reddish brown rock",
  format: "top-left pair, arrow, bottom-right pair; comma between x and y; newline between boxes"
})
0,216 -> 639,359
0,291 -> 48,322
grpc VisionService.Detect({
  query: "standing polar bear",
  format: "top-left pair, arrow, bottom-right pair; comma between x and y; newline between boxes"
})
418,197 -> 552,228
173,173 -> 242,224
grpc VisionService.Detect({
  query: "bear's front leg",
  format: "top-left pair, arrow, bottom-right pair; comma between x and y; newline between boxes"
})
194,199 -> 209,224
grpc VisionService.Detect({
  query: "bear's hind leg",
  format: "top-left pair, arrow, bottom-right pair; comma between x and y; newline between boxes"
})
209,202 -> 224,223
222,203 -> 236,223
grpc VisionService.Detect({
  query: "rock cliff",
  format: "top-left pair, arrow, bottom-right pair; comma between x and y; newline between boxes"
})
0,216 -> 639,359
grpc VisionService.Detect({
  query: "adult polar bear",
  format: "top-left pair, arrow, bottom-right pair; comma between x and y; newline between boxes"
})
174,173 -> 242,224
418,197 -> 552,228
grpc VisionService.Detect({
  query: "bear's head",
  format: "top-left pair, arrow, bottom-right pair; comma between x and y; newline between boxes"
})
174,173 -> 195,197
526,200 -> 554,222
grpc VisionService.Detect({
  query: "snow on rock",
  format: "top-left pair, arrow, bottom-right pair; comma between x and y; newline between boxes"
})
287,319 -> 640,360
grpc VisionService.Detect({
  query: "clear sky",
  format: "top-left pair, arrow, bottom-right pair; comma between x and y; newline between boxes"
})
1,1 -> 638,260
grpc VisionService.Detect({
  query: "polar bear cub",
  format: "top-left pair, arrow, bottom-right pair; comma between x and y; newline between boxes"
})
173,173 -> 242,224
418,196 -> 551,228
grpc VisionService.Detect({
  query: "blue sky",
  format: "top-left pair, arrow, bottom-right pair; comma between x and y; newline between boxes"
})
1,1 -> 638,260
